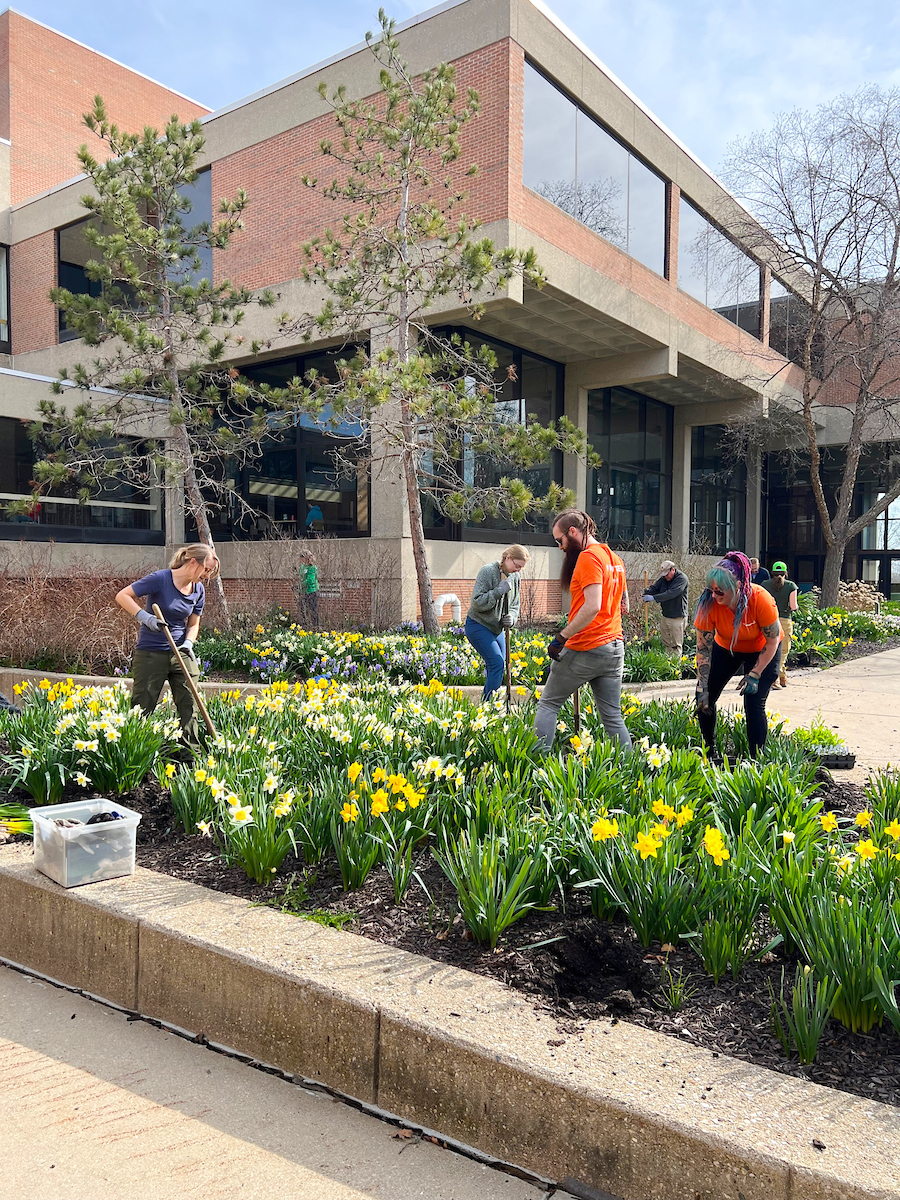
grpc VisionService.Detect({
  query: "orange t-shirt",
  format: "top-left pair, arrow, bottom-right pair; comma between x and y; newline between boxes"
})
694,583 -> 783,653
566,542 -> 627,650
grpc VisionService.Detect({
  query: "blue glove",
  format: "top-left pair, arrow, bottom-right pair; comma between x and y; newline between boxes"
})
548,636 -> 567,661
136,608 -> 161,632
642,593 -> 654,604
738,673 -> 760,696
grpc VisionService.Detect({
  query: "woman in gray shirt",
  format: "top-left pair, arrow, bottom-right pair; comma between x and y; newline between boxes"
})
465,544 -> 529,700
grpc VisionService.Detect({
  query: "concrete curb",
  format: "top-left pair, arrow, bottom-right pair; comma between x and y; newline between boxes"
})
0,844 -> 896,1200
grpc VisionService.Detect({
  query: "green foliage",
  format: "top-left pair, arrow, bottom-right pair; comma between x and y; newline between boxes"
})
769,964 -> 841,1064
20,96 -> 295,575
284,11 -> 595,629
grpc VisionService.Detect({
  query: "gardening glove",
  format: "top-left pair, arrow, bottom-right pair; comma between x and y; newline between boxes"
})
641,593 -> 654,604
179,638 -> 196,660
135,608 -> 161,632
500,614 -> 515,628
547,635 -> 567,662
495,578 -> 512,595
737,673 -> 760,696
695,686 -> 711,714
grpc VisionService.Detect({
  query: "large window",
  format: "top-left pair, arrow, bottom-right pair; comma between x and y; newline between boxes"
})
191,349 -> 369,541
56,171 -> 213,342
587,388 -> 673,547
678,197 -> 760,336
523,61 -> 667,275
423,329 -> 564,541
690,425 -> 746,553
0,418 -> 163,543
769,279 -> 823,371
0,246 -> 9,351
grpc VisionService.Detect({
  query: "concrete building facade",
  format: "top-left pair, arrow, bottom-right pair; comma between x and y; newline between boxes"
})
0,0 -> 894,616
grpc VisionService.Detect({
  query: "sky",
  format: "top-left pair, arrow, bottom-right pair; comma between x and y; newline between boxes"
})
12,0 -> 900,174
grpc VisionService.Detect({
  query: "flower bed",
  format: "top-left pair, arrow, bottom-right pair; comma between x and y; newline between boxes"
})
2,671 -> 900,1108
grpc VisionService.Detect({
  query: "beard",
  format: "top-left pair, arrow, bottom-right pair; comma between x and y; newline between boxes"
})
772,577 -> 784,589
560,541 -> 582,589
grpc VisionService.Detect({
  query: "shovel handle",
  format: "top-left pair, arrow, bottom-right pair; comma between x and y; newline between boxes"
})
151,604 -> 217,738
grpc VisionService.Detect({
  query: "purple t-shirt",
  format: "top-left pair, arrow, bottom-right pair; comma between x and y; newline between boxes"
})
132,569 -> 205,651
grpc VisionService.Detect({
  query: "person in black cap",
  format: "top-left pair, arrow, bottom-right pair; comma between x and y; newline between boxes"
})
642,559 -> 689,656
761,561 -> 798,688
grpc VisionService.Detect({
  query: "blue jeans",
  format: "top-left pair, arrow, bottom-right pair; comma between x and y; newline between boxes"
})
465,616 -> 506,700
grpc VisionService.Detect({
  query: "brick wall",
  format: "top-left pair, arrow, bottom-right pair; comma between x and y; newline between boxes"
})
213,40 -> 512,291
4,11 -> 209,204
10,230 -> 57,353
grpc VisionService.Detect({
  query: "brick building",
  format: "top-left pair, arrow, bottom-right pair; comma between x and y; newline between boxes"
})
0,0 -> 895,616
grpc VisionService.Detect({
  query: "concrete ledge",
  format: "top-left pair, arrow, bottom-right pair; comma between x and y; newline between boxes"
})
0,843 -> 898,1199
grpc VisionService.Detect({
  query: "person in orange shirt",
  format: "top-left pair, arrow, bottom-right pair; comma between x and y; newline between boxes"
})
693,550 -> 783,759
534,510 -> 632,752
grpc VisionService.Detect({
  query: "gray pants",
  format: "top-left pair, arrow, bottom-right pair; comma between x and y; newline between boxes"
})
535,640 -> 632,752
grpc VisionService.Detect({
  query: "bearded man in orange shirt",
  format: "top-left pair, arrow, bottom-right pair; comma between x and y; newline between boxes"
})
534,510 -> 633,753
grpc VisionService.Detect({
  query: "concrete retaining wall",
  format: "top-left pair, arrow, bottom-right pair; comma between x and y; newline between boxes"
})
0,844 -> 896,1199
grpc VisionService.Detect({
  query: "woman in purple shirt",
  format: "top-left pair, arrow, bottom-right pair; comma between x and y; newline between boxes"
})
115,543 -> 219,746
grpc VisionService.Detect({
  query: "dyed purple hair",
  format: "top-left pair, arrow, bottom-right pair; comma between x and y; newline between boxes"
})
697,551 -> 753,649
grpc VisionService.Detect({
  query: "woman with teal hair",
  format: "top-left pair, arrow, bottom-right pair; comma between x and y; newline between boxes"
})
692,551 -> 783,758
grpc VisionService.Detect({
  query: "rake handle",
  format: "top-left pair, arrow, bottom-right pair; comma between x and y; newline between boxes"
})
151,604 -> 217,738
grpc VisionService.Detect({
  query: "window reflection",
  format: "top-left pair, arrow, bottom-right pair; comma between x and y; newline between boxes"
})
587,387 -> 672,546
192,348 -> 369,541
0,417 -> 163,543
678,196 -> 760,336
690,424 -> 746,553
523,60 -> 666,275
769,279 -> 822,371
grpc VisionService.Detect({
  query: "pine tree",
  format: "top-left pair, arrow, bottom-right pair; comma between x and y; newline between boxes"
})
284,11 -> 592,632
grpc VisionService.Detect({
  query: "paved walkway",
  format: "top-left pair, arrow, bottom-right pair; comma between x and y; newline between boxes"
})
636,645 -> 900,781
0,965 -> 544,1200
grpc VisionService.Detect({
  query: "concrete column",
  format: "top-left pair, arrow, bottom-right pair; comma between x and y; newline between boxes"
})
745,446 -> 762,559
671,420 -> 692,556
562,365 -> 588,511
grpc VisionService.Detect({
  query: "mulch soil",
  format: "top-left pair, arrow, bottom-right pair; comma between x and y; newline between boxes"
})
121,770 -> 900,1111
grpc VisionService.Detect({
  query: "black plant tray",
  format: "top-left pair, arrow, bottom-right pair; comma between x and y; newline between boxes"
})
812,747 -> 857,769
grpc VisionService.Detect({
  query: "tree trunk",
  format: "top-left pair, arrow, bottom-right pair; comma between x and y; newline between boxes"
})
173,424 -> 231,627
820,540 -> 845,608
402,442 -> 439,635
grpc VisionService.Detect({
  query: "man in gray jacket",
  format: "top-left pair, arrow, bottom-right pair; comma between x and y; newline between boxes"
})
642,560 -> 689,656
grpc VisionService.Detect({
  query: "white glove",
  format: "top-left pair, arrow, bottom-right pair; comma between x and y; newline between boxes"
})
496,578 -> 512,595
179,638 -> 195,659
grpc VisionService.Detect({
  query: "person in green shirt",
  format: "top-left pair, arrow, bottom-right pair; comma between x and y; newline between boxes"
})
762,561 -> 798,688
301,562 -> 319,628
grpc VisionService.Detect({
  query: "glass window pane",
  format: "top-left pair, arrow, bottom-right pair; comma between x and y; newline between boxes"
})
678,198 -> 710,305
523,62 -> 576,204
608,389 -> 643,471
172,170 -> 213,283
575,111 -> 627,249
627,157 -> 666,275
0,246 -> 8,344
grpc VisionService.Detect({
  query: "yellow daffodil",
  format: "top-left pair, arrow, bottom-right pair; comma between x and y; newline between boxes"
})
819,811 -> 838,833
591,816 -> 619,842
370,789 -> 390,817
340,801 -> 359,824
194,768 -> 207,783
884,819 -> 900,842
634,831 -> 662,860
855,810 -> 873,828
855,839 -> 878,861
675,806 -> 694,828
165,763 -> 177,779
348,762 -> 363,784
781,830 -> 795,845
372,766 -> 387,784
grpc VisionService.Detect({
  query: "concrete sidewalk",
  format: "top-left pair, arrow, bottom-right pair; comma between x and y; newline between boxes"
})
637,645 -> 900,781
0,965 -> 543,1200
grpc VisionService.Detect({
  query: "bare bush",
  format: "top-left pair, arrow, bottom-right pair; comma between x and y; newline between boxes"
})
0,544 -> 147,674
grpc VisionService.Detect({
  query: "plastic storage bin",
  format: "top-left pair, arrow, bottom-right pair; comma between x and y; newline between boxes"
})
30,798 -> 142,888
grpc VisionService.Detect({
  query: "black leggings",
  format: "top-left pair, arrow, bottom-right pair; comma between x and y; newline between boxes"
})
698,640 -> 782,757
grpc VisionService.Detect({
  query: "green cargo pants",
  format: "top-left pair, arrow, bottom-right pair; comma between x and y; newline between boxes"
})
131,648 -> 202,748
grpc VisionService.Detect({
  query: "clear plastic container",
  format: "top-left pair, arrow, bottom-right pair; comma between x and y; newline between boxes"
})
29,798 -> 142,888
